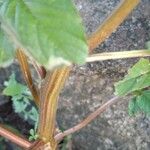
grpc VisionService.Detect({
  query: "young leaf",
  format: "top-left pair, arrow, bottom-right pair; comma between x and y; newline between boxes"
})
115,59 -> 150,96
29,129 -> 35,136
3,73 -> 39,127
29,107 -> 39,122
13,100 -> 27,113
29,136 -> 34,142
29,129 -> 39,141
0,0 -> 88,69
3,74 -> 27,96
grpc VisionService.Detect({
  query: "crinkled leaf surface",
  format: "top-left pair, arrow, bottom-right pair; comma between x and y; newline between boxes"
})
128,97 -> 140,116
0,0 -> 88,69
136,90 -> 150,115
115,59 -> 150,96
128,90 -> 150,115
3,73 -> 39,124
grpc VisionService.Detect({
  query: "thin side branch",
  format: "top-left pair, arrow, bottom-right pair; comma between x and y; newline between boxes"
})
88,0 -> 140,51
0,125 -> 32,149
55,96 -> 119,141
16,49 -> 40,106
87,50 -> 150,62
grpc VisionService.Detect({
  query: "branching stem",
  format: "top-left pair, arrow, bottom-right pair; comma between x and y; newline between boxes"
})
55,96 -> 119,141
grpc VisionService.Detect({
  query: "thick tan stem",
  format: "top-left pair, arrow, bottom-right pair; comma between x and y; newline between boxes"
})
87,50 -> 150,62
88,0 -> 140,51
38,66 -> 70,148
16,49 -> 40,106
0,125 -> 32,149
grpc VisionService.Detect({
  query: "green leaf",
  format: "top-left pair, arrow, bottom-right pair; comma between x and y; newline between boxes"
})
13,100 -> 27,113
0,29 -> 14,67
29,136 -> 34,141
3,73 -> 39,128
128,97 -> 140,116
136,90 -> 150,114
115,59 -> 150,96
128,90 -> 150,116
3,74 -> 27,96
29,107 -> 39,122
0,0 -> 88,69
29,129 -> 35,136
29,129 -> 39,141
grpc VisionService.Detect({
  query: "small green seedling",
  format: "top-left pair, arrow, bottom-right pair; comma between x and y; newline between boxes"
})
29,129 -> 39,141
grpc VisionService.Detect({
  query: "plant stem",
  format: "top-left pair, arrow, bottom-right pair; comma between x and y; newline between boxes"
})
38,66 -> 70,147
28,140 -> 48,150
16,49 -> 40,106
31,60 -> 47,79
87,50 -> 150,62
0,125 -> 32,149
55,96 -> 119,141
88,0 -> 139,51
